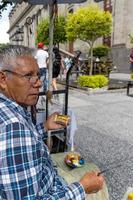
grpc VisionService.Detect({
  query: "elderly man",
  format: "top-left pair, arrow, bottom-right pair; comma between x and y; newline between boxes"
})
0,45 -> 104,200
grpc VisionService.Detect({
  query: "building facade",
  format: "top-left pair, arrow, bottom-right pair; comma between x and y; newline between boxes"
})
8,0 -> 101,51
8,0 -> 133,72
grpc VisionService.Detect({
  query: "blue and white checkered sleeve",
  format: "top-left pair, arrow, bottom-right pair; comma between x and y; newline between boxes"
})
41,182 -> 86,199
66,182 -> 86,199
36,122 -> 47,139
0,122 -> 41,199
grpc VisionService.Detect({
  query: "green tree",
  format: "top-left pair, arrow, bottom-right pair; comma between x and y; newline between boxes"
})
36,15 -> 67,46
0,43 -> 9,50
36,18 -> 49,45
66,4 -> 112,75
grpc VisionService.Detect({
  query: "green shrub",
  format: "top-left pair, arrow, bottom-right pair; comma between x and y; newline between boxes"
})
93,45 -> 110,58
77,75 -> 109,88
131,73 -> 133,79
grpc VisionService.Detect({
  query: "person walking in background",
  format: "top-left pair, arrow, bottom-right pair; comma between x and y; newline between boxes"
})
52,47 -> 64,91
0,45 -> 104,199
35,42 -> 49,92
129,47 -> 133,73
64,55 -> 72,73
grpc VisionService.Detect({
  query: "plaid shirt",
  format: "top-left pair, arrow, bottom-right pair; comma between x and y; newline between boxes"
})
0,94 -> 85,200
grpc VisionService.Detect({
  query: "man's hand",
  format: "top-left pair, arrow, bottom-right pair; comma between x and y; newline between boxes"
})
44,112 -> 67,131
79,171 -> 104,194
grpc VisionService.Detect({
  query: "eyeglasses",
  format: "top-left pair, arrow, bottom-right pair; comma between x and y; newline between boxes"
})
3,70 -> 41,85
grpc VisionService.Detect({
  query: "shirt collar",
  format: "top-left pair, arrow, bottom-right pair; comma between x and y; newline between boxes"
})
0,93 -> 31,120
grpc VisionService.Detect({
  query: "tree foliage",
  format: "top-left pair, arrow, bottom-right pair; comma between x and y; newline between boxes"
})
0,43 -> 9,47
36,15 -> 67,46
0,1 -> 12,17
66,4 -> 112,75
36,18 -> 49,45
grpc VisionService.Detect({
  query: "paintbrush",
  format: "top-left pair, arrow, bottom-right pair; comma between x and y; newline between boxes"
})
98,163 -> 122,176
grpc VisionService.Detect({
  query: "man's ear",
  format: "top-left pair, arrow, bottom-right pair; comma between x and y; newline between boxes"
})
0,71 -> 7,91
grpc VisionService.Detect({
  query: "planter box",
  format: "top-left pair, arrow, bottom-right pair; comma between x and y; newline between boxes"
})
87,86 -> 108,95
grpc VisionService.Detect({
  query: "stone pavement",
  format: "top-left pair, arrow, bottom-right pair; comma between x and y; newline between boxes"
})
66,88 -> 133,200
108,72 -> 132,89
109,72 -> 131,81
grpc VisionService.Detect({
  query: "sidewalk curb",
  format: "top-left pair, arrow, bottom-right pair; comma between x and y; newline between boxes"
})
58,80 -> 127,95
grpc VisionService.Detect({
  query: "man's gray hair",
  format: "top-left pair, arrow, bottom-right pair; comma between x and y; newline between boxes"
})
0,45 -> 36,70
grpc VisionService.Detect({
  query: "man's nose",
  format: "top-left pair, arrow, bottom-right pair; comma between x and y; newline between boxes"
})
38,79 -> 42,88
34,78 -> 42,88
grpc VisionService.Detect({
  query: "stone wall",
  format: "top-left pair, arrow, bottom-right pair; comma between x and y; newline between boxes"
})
111,44 -> 131,73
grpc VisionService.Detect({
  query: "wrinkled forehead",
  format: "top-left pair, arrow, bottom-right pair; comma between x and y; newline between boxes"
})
3,55 -> 38,70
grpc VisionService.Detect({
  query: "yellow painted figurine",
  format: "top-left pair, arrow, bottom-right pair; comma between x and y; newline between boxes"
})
128,193 -> 133,200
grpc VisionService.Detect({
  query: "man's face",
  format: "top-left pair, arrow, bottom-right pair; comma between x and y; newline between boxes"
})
0,55 -> 42,106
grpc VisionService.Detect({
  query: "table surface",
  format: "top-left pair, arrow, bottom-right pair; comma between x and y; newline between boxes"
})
51,152 -> 109,200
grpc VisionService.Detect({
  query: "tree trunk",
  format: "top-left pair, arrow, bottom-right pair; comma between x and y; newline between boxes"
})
89,42 -> 94,76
